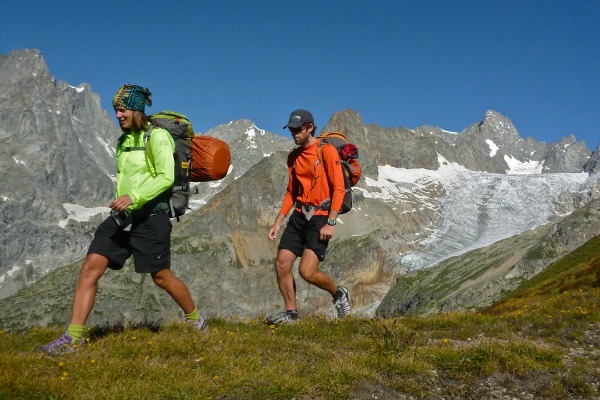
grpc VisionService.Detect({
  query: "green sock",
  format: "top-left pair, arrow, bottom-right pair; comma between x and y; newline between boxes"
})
67,324 -> 85,344
185,308 -> 200,322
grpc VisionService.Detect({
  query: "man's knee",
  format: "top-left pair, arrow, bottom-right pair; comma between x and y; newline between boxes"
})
274,250 -> 294,275
298,249 -> 322,284
299,267 -> 317,283
151,268 -> 173,288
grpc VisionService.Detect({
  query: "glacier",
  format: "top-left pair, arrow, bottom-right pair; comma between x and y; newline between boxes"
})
362,155 -> 590,270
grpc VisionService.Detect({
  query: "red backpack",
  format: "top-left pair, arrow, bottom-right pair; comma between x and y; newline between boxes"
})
315,131 -> 361,214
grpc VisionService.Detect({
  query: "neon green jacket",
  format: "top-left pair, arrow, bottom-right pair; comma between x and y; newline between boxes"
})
115,126 -> 174,211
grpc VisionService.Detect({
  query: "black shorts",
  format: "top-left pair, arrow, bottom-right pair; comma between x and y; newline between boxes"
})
87,211 -> 172,274
278,211 -> 329,262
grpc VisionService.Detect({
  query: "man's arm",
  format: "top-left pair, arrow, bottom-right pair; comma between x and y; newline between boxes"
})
268,152 -> 296,240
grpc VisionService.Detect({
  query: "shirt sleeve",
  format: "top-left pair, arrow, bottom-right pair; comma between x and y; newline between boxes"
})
128,127 -> 175,208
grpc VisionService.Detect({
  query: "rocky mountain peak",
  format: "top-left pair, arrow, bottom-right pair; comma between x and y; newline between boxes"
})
326,109 -> 365,128
201,118 -> 293,178
0,49 -> 121,298
464,109 -> 521,145
0,49 -> 51,85
545,133 -> 593,173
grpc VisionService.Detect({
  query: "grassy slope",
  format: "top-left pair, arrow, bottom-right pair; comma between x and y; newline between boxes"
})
1,237 -> 600,399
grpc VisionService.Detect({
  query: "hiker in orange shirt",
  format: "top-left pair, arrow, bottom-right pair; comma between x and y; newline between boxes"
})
267,109 -> 351,324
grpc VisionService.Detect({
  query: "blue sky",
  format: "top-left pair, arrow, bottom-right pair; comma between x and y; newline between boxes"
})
2,1 -> 599,148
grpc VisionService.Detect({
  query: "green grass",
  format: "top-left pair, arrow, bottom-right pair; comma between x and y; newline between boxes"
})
2,236 -> 600,399
1,291 -> 599,400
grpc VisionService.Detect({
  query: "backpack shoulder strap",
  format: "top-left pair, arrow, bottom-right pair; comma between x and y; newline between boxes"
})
313,140 -> 336,190
316,140 -> 338,167
316,141 -> 324,166
144,124 -> 153,141
290,146 -> 303,170
144,124 -> 179,219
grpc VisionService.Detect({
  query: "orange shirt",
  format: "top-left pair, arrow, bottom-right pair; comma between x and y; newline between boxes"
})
279,139 -> 346,217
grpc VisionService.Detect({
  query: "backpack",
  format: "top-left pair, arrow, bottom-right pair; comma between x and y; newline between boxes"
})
315,131 -> 361,214
292,131 -> 361,219
145,111 -> 231,220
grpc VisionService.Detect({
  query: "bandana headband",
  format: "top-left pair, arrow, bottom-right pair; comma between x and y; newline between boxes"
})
112,84 -> 152,112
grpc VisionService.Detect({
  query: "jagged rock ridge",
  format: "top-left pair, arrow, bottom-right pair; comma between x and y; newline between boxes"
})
0,49 -> 119,298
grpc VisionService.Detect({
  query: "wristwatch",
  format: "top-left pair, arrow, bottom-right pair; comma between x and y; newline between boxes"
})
326,218 -> 336,226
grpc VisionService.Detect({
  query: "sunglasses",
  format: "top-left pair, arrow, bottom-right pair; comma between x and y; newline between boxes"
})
289,123 -> 310,134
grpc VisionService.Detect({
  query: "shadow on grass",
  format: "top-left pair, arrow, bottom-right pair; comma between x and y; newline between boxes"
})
87,321 -> 162,340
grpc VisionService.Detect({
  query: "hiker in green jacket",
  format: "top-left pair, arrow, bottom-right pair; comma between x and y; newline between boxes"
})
38,84 -> 206,356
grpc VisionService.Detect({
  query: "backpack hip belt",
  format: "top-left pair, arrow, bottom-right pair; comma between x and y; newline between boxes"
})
295,198 -> 331,221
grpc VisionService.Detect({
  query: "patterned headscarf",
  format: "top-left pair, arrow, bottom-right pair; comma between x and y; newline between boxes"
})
112,84 -> 152,112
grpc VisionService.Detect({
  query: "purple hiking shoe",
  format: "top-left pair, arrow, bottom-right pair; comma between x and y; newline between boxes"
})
183,314 -> 208,331
36,331 -> 85,356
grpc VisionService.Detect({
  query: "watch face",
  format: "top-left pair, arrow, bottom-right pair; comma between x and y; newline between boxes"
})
327,219 -> 336,226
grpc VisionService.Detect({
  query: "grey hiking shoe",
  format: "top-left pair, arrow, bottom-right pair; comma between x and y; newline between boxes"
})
333,287 -> 351,318
36,331 -> 85,356
266,311 -> 298,325
183,314 -> 208,331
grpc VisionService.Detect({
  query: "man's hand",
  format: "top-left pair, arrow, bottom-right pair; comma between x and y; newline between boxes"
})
268,223 -> 280,241
268,214 -> 287,241
319,224 -> 334,241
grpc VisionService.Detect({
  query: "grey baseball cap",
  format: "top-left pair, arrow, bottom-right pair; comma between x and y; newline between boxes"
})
283,109 -> 314,129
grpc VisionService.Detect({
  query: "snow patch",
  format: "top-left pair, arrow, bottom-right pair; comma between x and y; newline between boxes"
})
0,265 -> 22,285
12,156 -> 26,166
364,154 -> 468,195
245,126 -> 264,149
486,139 -> 499,157
362,154 -> 468,211
504,155 -> 543,174
59,203 -> 110,228
69,85 -> 85,93
96,134 -> 116,157
188,199 -> 207,211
